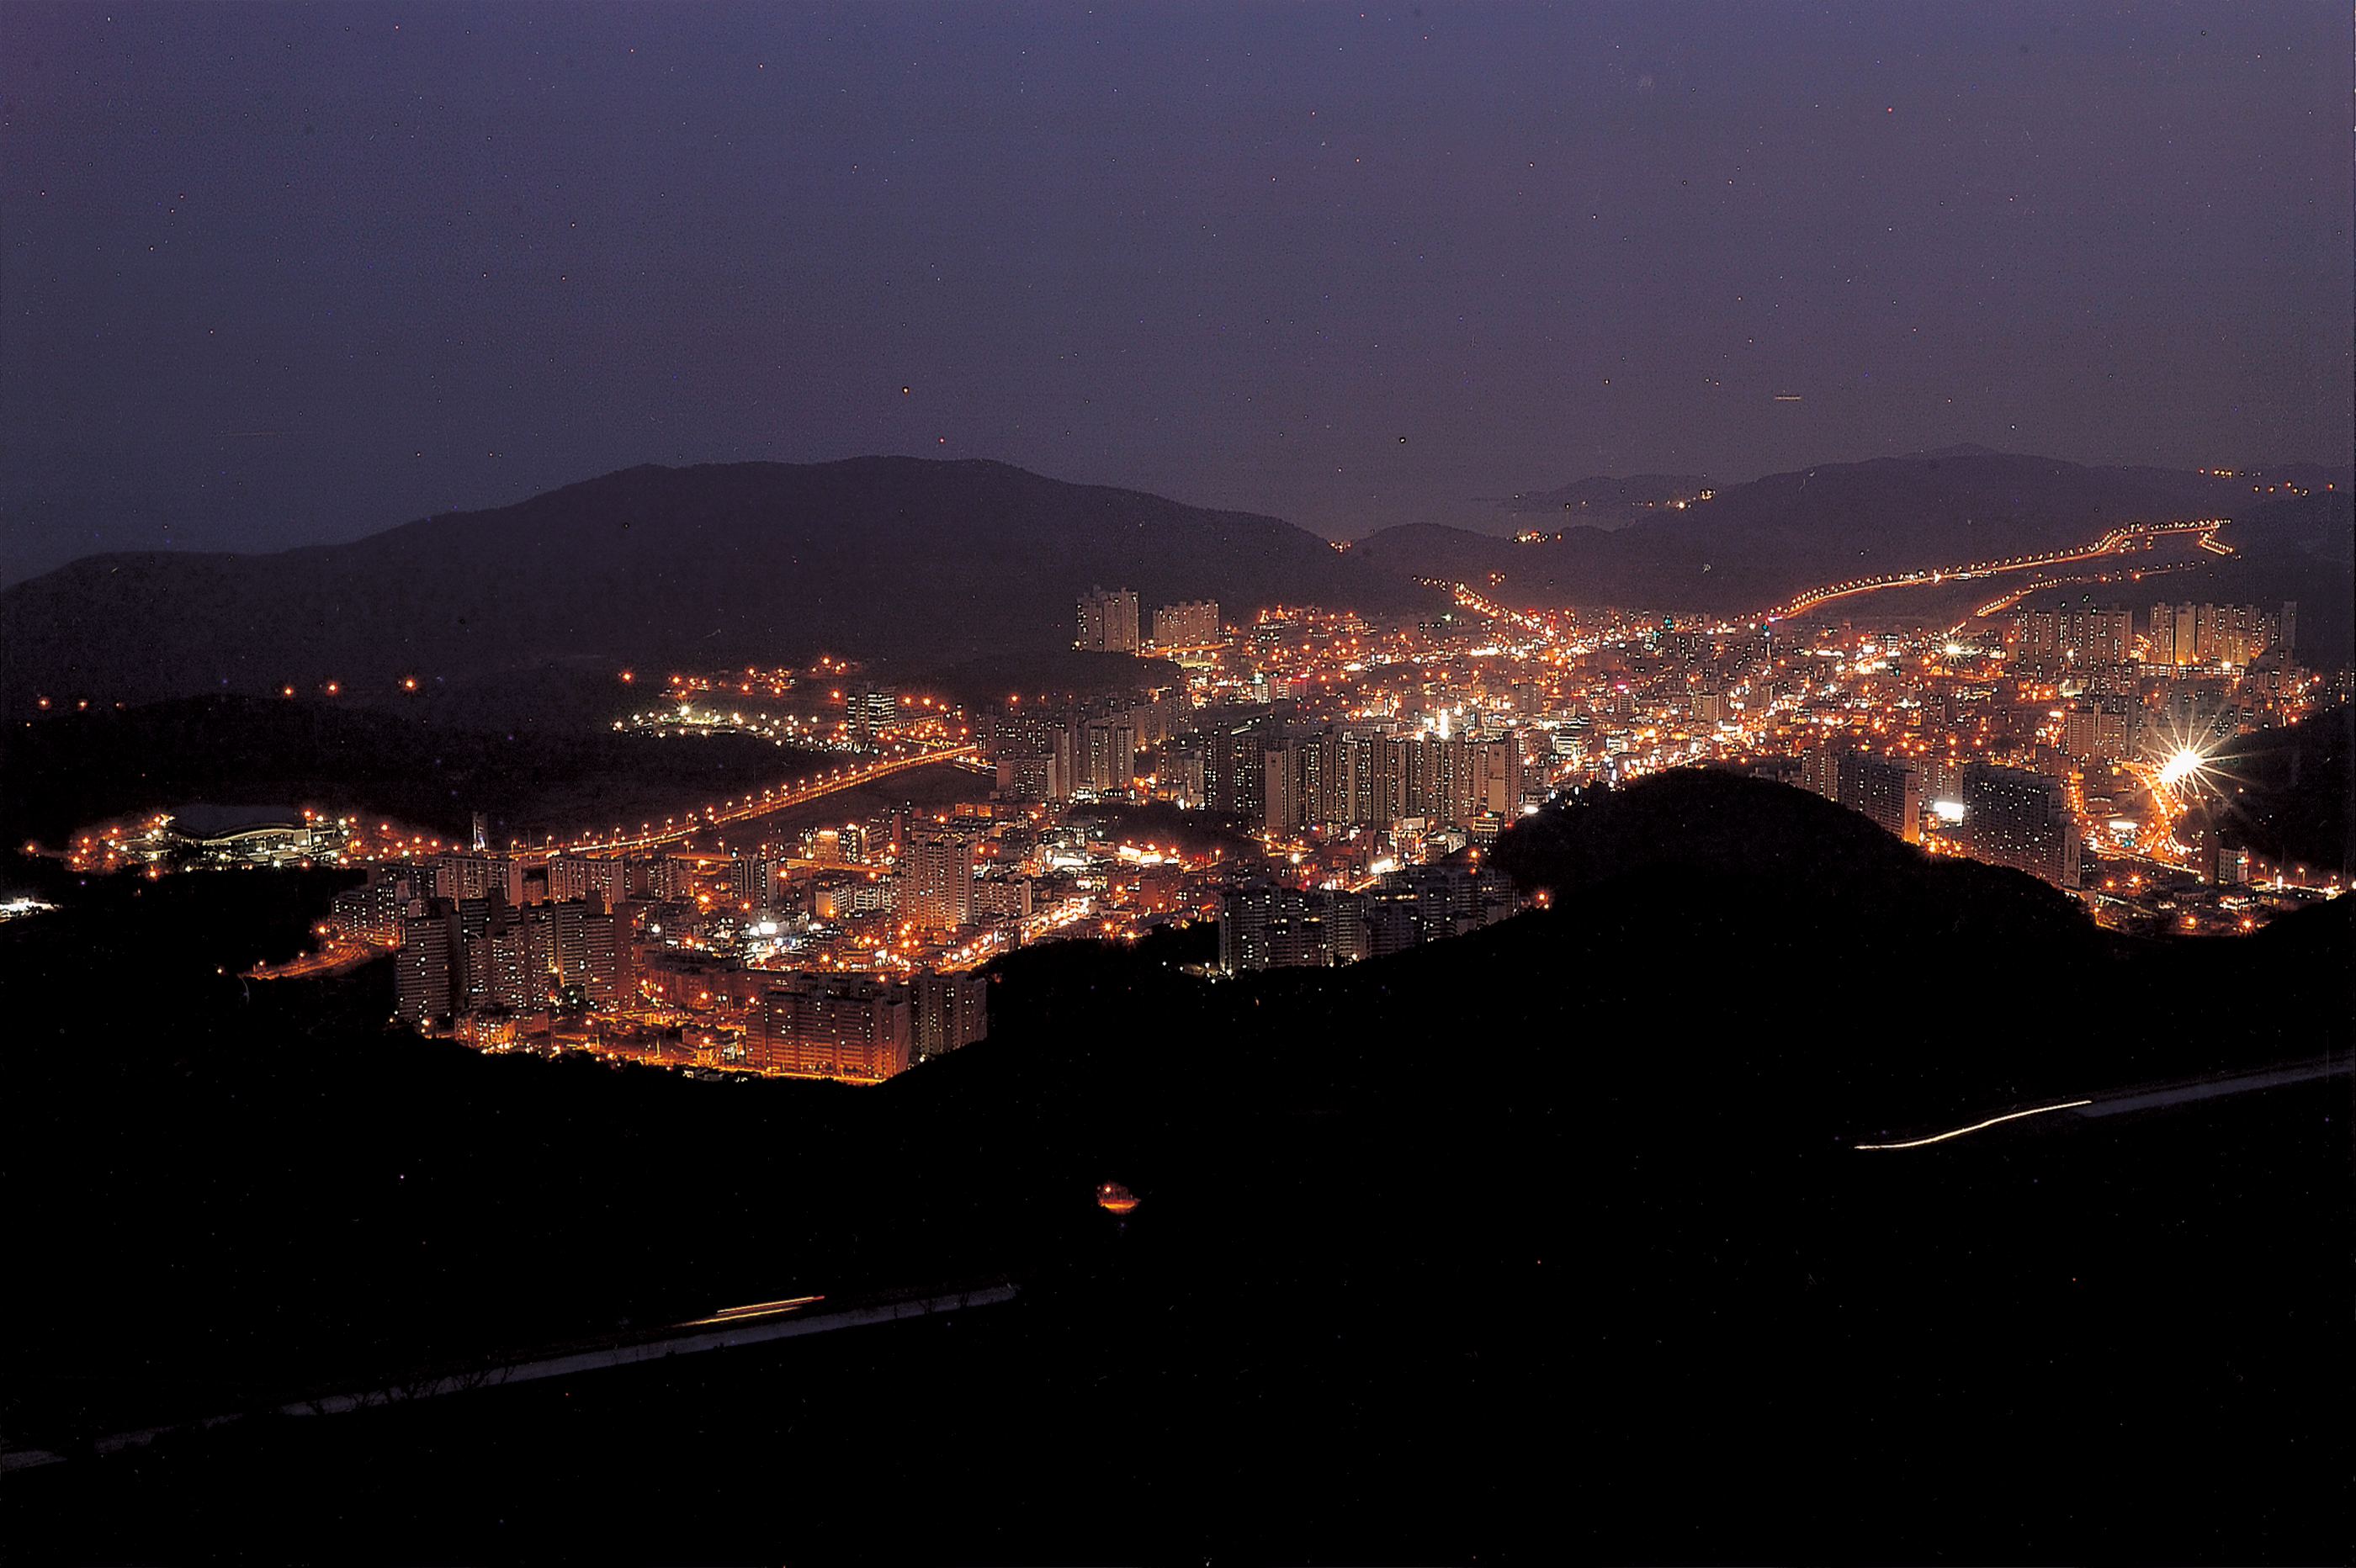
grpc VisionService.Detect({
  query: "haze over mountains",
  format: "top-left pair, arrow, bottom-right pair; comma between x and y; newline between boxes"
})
4,448 -> 2348,718
1483,472 -> 1711,528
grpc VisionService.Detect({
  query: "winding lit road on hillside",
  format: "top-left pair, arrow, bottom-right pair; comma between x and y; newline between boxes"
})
1430,519 -> 2235,635
1775,519 -> 2231,619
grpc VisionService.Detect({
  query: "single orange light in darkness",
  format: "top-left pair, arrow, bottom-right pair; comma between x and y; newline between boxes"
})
1096,1181 -> 1139,1216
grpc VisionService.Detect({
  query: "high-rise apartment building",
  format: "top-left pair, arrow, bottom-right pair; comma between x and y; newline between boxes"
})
2147,601 -> 2288,667
432,854 -> 523,905
1151,600 -> 1221,647
850,686 -> 899,742
746,974 -> 912,1079
394,907 -> 456,1025
329,866 -> 418,945
1844,754 -> 1922,845
1075,586 -> 1140,653
2062,695 -> 2140,762
1158,734 -> 1207,807
547,855 -> 629,906
1796,745 -> 1922,844
911,971 -> 989,1061
1219,862 -> 1521,972
1081,718 -> 1138,792
1960,764 -> 2080,888
902,834 -> 976,930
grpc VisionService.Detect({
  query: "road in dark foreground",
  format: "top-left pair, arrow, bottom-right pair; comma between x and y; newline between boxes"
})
1856,1052 -> 2353,1149
2071,1053 -> 2353,1117
3,1080 -> 2344,1563
0,1279 -> 1018,1475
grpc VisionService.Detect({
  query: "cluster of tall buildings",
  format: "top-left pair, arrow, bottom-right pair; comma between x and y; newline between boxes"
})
977,684 -> 1540,838
1796,745 -> 1922,844
2005,599 -> 2295,673
1792,747 -> 2077,886
2005,604 -> 2135,669
741,971 -> 986,1079
1075,587 -> 1223,653
2146,601 -> 2292,669
1951,765 -> 2080,889
388,884 -> 623,1026
2060,695 -> 2143,762
982,691 -> 1185,799
1169,714 -> 1530,835
338,845 -> 992,1078
1218,861 -> 1523,972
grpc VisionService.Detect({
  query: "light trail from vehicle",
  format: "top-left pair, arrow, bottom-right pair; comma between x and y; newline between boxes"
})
1855,1055 -> 2353,1151
676,1294 -> 826,1327
1855,1099 -> 2093,1150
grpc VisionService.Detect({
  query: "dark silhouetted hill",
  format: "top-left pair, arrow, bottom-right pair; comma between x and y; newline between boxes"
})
4,762 -> 2348,1560
2218,701 -> 2356,875
1490,766 -> 2098,949
0,458 -> 1442,716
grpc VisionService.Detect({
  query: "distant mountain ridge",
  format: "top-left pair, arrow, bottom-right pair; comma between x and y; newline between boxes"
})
0,458 -> 1441,714
1488,472 -> 1710,525
7,450 -> 2347,718
1362,450 -> 2351,625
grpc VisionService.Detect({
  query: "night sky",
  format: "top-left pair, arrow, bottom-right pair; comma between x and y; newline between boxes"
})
3,2 -> 2348,583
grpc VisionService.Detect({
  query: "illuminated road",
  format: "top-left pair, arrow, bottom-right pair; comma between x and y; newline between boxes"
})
245,940 -> 394,980
1419,521 -> 2234,640
1776,520 -> 2231,620
2067,1056 -> 2352,1119
562,744 -> 982,855
1855,1054 -> 2351,1150
1967,554 -> 2214,618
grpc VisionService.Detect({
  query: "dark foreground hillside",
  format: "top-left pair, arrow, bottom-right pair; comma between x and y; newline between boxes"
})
3,772 -> 2348,1562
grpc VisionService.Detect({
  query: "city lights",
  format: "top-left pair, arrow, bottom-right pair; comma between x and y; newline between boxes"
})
41,558 -> 2332,1078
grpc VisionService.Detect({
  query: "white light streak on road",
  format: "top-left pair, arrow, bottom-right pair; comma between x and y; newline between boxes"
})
1855,1099 -> 2093,1150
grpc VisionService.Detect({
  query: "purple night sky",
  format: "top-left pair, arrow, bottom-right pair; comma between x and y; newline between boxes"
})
3,2 -> 2348,581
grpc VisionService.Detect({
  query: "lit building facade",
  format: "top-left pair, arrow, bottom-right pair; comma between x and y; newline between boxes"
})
746,974 -> 912,1079
1151,600 -> 1220,647
911,971 -> 990,1061
1075,585 -> 1141,654
1960,763 -> 2081,888
902,833 -> 976,930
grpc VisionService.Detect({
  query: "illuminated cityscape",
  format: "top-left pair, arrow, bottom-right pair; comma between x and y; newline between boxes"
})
36,545 -> 2336,1089
3,8 -> 2346,1560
